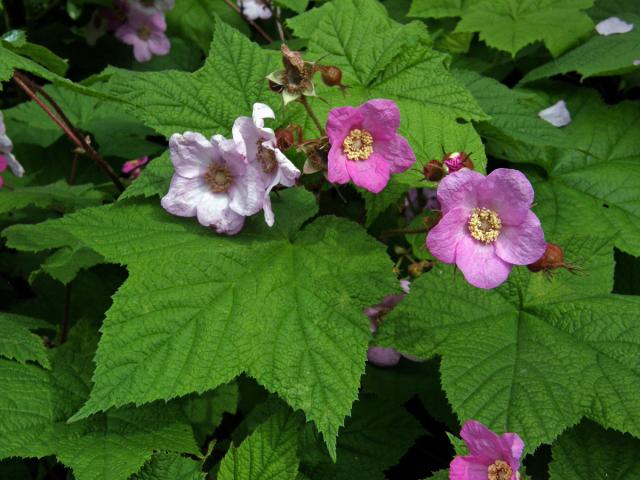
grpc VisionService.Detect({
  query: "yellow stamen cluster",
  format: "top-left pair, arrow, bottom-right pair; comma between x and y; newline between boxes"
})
468,207 -> 502,244
204,163 -> 233,193
343,129 -> 374,161
488,460 -> 513,480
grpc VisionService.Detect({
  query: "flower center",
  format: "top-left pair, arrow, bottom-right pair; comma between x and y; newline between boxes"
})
137,25 -> 152,40
488,460 -> 513,480
204,163 -> 233,193
343,129 -> 373,161
468,207 -> 502,244
256,142 -> 278,174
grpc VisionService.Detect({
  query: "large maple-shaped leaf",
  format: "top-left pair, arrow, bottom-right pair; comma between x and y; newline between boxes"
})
378,235 -> 640,450
407,0 -> 482,19
105,18 -> 277,139
3,188 -> 398,457
0,323 -> 198,480
548,421 -> 640,479
455,0 -> 595,57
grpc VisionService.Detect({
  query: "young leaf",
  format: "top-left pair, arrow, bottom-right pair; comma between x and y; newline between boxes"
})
218,408 -> 301,480
3,188 -> 398,458
0,313 -> 51,368
378,235 -> 640,451
549,421 -> 640,479
135,453 -> 205,480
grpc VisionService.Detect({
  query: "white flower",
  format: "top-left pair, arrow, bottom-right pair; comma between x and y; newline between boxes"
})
161,132 -> 264,235
595,16 -> 634,36
232,103 -> 300,226
538,100 -> 572,128
237,0 -> 272,21
0,111 -> 24,178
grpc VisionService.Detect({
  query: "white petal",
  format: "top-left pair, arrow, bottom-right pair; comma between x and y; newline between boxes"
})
239,0 -> 272,21
161,175 -> 208,218
169,132 -> 218,178
196,191 -> 245,234
252,103 -> 275,128
596,17 -> 634,36
538,100 -> 571,127
6,153 -> 24,177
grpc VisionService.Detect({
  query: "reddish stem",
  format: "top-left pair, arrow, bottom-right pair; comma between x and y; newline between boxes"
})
223,0 -> 274,43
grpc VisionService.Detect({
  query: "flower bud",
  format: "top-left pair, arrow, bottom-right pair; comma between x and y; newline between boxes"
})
320,65 -> 347,91
423,159 -> 445,181
444,151 -> 473,173
528,243 -> 583,277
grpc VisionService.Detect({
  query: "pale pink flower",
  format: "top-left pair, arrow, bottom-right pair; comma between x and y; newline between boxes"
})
115,9 -> 170,62
427,169 -> 546,289
326,99 -> 415,194
238,0 -> 272,20
595,16 -> 634,36
232,103 -> 300,227
538,100 -> 571,127
161,132 -> 263,235
450,420 -> 524,480
0,111 -> 24,183
122,156 -> 149,179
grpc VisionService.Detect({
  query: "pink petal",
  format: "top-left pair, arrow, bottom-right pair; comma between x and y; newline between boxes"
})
114,24 -> 136,43
367,346 -> 401,367
374,135 -> 415,174
500,432 -> 524,472
169,132 -> 216,178
327,144 -> 351,185
196,191 -> 244,234
460,420 -> 504,459
346,152 -> 390,194
326,106 -> 361,144
476,168 -> 534,224
228,164 -> 263,217
437,169 -> 484,215
0,155 -> 7,173
231,116 -> 261,159
147,12 -> 167,31
133,41 -> 153,62
495,211 -> 546,265
148,32 -> 171,55
161,175 -> 208,218
252,103 -> 275,128
360,99 -> 400,141
426,207 -> 470,264
450,455 -> 492,480
455,236 -> 512,289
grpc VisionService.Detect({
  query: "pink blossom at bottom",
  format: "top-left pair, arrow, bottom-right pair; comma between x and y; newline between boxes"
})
427,169 -> 546,289
450,420 -> 524,480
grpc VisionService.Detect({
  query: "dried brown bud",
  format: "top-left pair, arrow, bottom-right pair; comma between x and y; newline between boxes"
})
276,128 -> 296,151
528,243 -> 584,278
424,159 -> 445,181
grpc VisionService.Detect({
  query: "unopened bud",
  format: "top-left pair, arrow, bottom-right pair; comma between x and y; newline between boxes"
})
320,65 -> 346,91
528,243 -> 583,277
424,159 -> 444,181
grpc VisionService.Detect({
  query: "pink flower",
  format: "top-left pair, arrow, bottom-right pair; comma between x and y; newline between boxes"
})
122,156 -> 149,179
427,169 -> 546,289
366,280 -> 413,367
238,0 -> 272,21
0,111 -> 24,186
161,132 -> 263,235
450,420 -> 524,480
115,10 -> 170,62
326,99 -> 415,194
231,103 -> 300,226
0,154 -> 7,189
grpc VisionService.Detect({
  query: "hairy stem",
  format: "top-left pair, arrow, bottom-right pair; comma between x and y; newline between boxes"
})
223,0 -> 274,43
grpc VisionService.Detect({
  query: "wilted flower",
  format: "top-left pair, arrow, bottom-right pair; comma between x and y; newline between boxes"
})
122,156 -> 149,179
238,0 -> 272,21
450,420 -> 524,480
161,132 -> 263,235
115,9 -> 170,62
366,280 -> 411,367
538,100 -> 571,127
0,111 -> 24,186
130,0 -> 175,14
427,169 -> 546,289
231,103 -> 300,226
326,99 -> 415,194
444,152 -> 473,173
595,16 -> 634,35
267,44 -> 317,105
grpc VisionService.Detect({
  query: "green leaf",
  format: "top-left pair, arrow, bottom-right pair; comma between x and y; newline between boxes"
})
0,180 -> 108,215
36,246 -> 104,285
167,0 -> 250,52
300,395 -> 422,480
120,152 -> 172,200
427,470 -> 449,480
0,324 -> 198,480
135,453 -> 205,480
521,15 -> 640,83
0,313 -> 51,368
549,421 -> 640,479
107,18 -> 277,138
408,0 -> 481,18
3,188 -> 398,458
275,0 -> 309,13
530,91 -> 640,256
218,408 -> 301,480
378,235 -> 640,451
455,0 -> 595,57
2,39 -> 68,76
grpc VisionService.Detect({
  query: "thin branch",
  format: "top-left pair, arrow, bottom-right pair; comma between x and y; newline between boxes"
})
300,96 -> 325,136
274,7 -> 286,43
12,72 -> 125,192
223,0 -> 274,43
